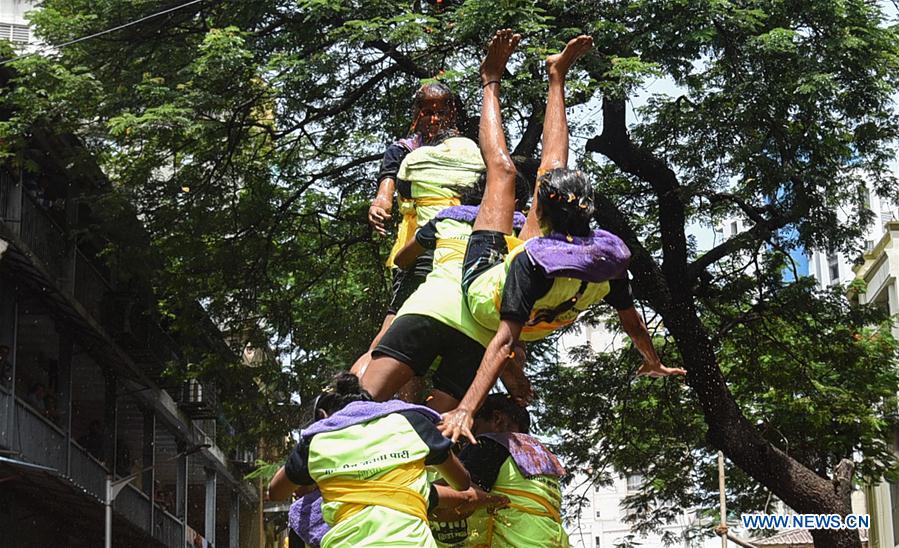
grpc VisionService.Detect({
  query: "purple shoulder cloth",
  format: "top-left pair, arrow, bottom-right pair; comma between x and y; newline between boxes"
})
524,229 -> 631,282
434,205 -> 527,230
479,432 -> 566,478
301,400 -> 440,440
289,489 -> 329,548
396,133 -> 423,152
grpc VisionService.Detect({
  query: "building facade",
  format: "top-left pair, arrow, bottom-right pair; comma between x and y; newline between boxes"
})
0,128 -> 259,546
851,221 -> 899,548
0,0 -> 36,44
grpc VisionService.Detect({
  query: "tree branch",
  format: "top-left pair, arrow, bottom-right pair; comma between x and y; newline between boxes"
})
586,95 -> 689,282
364,39 -> 431,79
512,101 -> 544,157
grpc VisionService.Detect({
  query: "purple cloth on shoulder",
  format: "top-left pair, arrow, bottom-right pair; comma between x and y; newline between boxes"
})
301,399 -> 440,440
397,133 -> 423,152
480,432 -> 566,478
524,229 -> 630,282
434,205 -> 526,230
289,490 -> 329,548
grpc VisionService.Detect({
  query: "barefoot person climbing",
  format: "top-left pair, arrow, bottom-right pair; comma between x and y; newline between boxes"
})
440,31 -> 685,443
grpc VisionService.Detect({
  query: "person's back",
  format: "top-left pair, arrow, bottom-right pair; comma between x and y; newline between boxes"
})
464,228 -> 630,341
300,401 -> 448,547
269,374 -> 471,548
463,432 -> 568,547
399,205 -> 526,347
397,136 -> 485,227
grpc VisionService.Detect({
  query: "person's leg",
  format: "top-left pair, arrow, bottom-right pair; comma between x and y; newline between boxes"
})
361,314 -> 441,400
430,323 -> 490,413
472,29 -> 521,235
349,313 -> 396,377
359,355 -> 417,401
519,35 -> 594,240
461,30 -> 522,292
396,375 -> 427,403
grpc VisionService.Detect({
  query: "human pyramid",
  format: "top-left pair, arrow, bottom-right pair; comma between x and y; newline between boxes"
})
268,30 -> 685,548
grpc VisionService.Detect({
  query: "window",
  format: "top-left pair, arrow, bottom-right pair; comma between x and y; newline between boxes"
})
595,509 -> 601,519
0,23 -> 30,43
626,474 -> 644,493
595,536 -> 601,548
730,221 -> 738,236
827,253 -> 840,284
865,240 -> 875,252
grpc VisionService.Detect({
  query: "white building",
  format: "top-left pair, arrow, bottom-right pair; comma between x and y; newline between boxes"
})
558,323 -> 717,548
714,181 -> 899,288
851,221 -> 899,548
565,472 -> 714,548
0,0 -> 36,44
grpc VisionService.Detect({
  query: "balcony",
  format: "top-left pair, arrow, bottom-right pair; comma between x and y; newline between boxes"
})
0,385 -> 184,546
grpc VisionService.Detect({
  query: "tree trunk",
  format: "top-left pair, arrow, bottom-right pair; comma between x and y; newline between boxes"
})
586,93 -> 861,548
665,307 -> 859,548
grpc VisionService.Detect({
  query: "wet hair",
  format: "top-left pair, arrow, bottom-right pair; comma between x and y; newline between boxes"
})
312,373 -> 372,418
536,168 -> 595,237
475,393 -> 531,434
458,164 -> 532,211
411,82 -> 459,143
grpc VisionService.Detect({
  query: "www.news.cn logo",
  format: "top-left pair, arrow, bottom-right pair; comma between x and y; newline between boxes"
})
740,514 -> 870,530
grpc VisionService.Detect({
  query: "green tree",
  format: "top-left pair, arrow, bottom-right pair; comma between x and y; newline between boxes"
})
2,2 -> 898,546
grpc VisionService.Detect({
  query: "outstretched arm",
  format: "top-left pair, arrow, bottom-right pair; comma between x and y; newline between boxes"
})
520,35 -> 594,240
439,319 -> 523,443
472,29 -> 521,235
616,307 -> 686,377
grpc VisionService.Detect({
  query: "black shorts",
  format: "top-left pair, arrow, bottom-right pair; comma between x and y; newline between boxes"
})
386,250 -> 435,315
372,314 -> 485,400
461,230 -> 509,294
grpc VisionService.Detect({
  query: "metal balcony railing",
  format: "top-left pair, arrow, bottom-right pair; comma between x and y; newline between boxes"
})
1,387 -> 191,546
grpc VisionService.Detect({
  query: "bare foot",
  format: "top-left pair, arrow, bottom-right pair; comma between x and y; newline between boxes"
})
546,35 -> 593,79
636,362 -> 687,378
480,28 -> 521,83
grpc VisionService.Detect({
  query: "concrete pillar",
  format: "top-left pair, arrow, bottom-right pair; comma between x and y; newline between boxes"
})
1,168 -> 23,236
142,411 -> 155,526
58,328 -> 73,475
0,280 -> 16,451
229,492 -> 239,548
205,467 -> 217,546
103,372 -> 117,474
176,440 -> 189,544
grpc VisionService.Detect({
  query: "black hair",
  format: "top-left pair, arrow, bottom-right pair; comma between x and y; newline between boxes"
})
413,82 -> 456,112
459,163 -> 532,211
312,373 -> 372,418
475,393 -> 531,434
411,82 -> 460,144
536,168 -> 594,237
